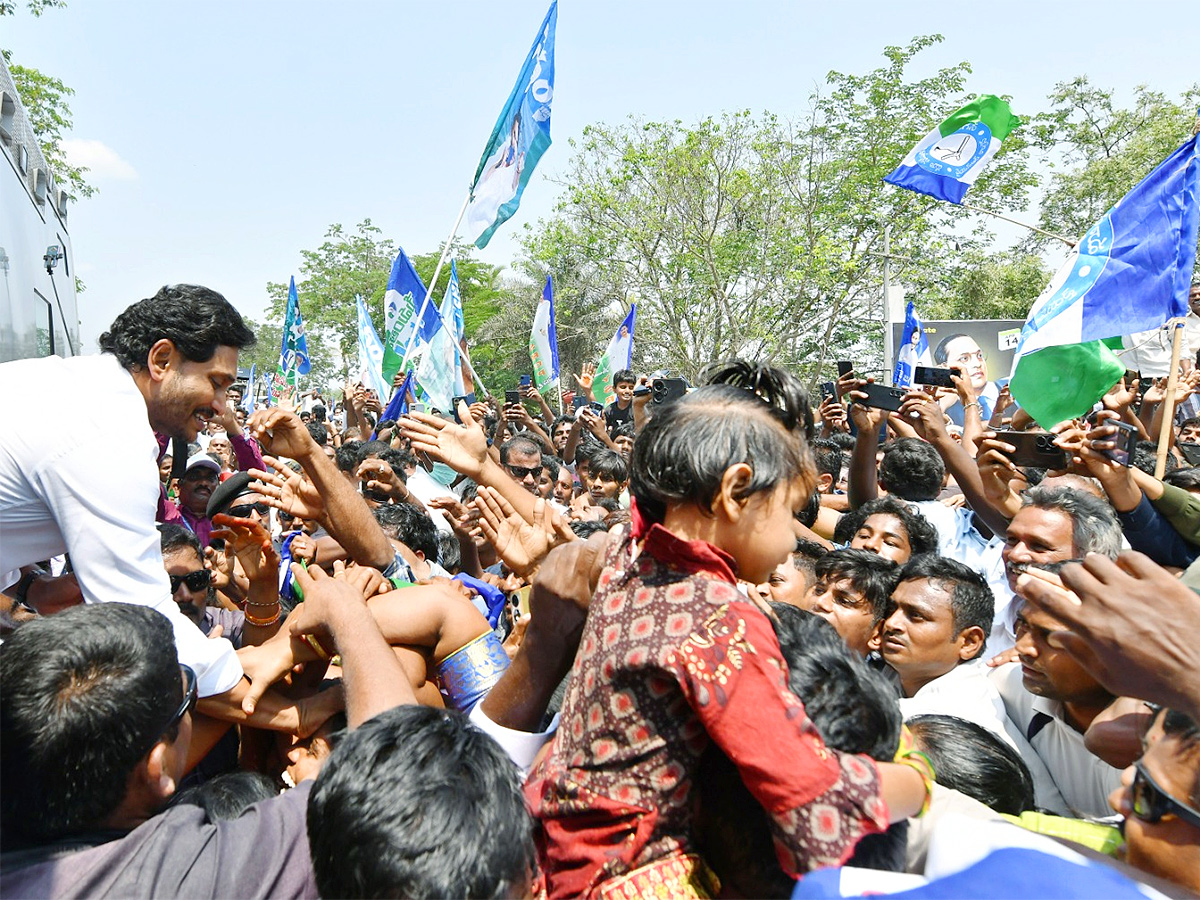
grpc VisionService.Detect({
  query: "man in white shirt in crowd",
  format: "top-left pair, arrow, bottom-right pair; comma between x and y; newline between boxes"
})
989,484 -> 1126,818
0,284 -> 255,698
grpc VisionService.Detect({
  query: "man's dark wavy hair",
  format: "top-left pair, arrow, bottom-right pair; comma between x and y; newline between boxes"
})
99,284 -> 255,371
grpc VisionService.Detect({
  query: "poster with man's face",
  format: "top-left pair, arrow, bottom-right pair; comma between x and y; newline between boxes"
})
891,319 -> 1025,388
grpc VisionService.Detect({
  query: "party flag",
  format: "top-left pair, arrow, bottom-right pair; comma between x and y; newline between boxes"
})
529,275 -> 560,392
278,276 -> 311,385
893,302 -> 932,388
593,304 -> 636,406
884,95 -> 1020,204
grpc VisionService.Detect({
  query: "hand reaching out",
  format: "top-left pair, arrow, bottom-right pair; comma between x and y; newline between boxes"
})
251,456 -> 328,526
210,513 -> 280,582
398,402 -> 490,480
473,486 -> 575,577
248,408 -> 318,460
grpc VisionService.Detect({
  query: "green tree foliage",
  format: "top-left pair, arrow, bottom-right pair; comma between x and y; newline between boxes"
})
261,222 -> 517,389
2,2 -> 94,199
520,36 -> 1035,383
1028,78 -> 1200,249
921,251 -> 1050,321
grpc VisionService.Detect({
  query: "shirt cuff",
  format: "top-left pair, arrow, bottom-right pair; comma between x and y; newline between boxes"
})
469,704 -> 558,775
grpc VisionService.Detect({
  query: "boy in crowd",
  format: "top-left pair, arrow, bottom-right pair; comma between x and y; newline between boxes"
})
602,368 -> 636,437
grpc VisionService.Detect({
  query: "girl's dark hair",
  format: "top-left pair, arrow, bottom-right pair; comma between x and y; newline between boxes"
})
98,284 -> 255,371
631,363 -> 814,526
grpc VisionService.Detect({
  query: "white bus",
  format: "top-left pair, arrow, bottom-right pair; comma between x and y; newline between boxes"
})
0,53 -> 79,362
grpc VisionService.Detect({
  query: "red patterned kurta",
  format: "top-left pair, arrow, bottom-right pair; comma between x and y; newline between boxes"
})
525,525 -> 890,898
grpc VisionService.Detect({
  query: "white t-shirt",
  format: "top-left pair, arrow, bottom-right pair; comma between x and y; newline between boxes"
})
990,662 -> 1122,819
0,354 -> 242,697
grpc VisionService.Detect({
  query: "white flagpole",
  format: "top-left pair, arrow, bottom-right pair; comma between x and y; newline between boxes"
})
397,191 -> 491,399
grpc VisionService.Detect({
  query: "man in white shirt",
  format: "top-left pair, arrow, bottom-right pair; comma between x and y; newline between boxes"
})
879,554 -> 1070,812
0,285 -> 254,697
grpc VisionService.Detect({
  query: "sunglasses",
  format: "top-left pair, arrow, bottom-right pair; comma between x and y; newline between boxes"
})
1130,761 -> 1200,829
151,664 -> 198,749
506,464 -> 543,480
169,569 -> 212,594
225,502 -> 271,518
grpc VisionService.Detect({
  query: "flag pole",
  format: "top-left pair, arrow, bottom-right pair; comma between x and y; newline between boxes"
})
959,202 -> 1076,247
397,190 -> 492,399
1155,321 -> 1185,479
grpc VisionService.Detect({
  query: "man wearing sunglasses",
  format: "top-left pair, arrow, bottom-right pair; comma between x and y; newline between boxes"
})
1111,707 -> 1200,892
499,436 -> 545,496
159,524 -> 246,649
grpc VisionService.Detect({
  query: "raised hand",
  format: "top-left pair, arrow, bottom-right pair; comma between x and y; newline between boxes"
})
248,408 -> 318,461
473,486 -> 574,577
251,455 -> 328,525
210,513 -> 280,582
398,401 -> 490,480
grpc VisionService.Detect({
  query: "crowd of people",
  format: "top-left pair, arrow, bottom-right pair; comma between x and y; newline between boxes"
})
2,281 -> 1200,898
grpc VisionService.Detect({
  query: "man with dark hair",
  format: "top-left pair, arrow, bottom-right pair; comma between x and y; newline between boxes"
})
584,448 -> 628,503
499,435 -> 544,496
880,555 -> 1014,735
834,496 -> 939,564
372,502 -> 447,580
803,548 -> 898,657
0,564 -> 464,898
0,285 -> 254,698
811,438 -> 847,495
308,705 -> 536,899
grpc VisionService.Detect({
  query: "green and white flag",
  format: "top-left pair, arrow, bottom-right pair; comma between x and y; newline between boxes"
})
593,304 -> 636,406
884,95 -> 1020,204
463,2 -> 557,248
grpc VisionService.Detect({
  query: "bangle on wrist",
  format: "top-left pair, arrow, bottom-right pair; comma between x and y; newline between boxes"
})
244,599 -> 280,609
962,401 -> 981,412
893,725 -> 935,817
300,632 -> 332,660
244,608 -> 281,627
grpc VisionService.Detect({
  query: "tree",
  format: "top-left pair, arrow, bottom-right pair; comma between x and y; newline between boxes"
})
2,1 -> 95,199
920,250 -> 1050,321
520,36 -> 1036,384
1027,78 -> 1200,249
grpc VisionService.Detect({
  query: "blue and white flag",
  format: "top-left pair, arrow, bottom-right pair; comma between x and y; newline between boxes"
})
1011,129 -> 1200,427
382,248 -> 440,383
464,2 -> 557,249
278,276 -> 311,384
241,363 -> 256,414
370,370 -> 414,440
530,275 -> 560,392
416,261 -> 466,411
594,303 -> 636,406
355,294 -> 391,402
892,302 -> 932,388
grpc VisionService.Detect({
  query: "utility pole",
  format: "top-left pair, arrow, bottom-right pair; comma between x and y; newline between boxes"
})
882,225 -> 893,385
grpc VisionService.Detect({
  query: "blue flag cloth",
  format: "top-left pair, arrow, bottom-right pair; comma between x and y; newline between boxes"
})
454,573 -> 509,630
892,302 -> 932,388
241,363 -> 256,414
1011,128 -> 1200,426
416,260 -> 466,410
594,303 -> 637,405
372,370 -> 413,440
530,275 -> 560,392
464,1 -> 557,249
278,276 -> 311,381
383,248 -> 441,379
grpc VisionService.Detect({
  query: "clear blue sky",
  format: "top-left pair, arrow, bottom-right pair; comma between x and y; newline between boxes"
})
4,0 -> 1197,350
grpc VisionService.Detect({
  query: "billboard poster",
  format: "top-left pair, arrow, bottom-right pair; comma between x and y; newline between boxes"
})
891,319 -> 1024,425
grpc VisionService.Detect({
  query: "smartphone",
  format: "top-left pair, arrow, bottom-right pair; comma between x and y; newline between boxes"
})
505,389 -> 520,406
651,377 -> 689,406
1094,420 -> 1138,467
1180,442 -> 1200,466
837,360 -> 854,378
572,396 -> 588,411
512,585 -> 532,618
914,366 -> 961,388
819,381 -> 836,402
854,382 -> 906,412
997,431 -> 1069,469
519,374 -> 531,388
632,383 -> 651,397
451,395 -> 469,424
589,401 -> 605,414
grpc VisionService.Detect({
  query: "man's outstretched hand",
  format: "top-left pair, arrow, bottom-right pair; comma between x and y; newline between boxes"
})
1016,552 -> 1200,721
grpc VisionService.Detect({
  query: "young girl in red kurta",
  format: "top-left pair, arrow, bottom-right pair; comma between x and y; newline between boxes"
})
525,363 -> 931,899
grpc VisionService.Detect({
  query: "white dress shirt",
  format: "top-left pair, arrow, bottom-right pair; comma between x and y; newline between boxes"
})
0,354 -> 242,697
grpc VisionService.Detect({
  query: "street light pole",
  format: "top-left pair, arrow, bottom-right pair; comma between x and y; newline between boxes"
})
882,224 -> 894,385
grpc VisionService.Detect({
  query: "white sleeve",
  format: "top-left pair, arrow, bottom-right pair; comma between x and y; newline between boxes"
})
468,704 -> 558,776
31,439 -> 243,697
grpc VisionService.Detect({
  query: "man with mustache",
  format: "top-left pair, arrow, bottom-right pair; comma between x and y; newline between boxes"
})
0,284 -> 256,699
